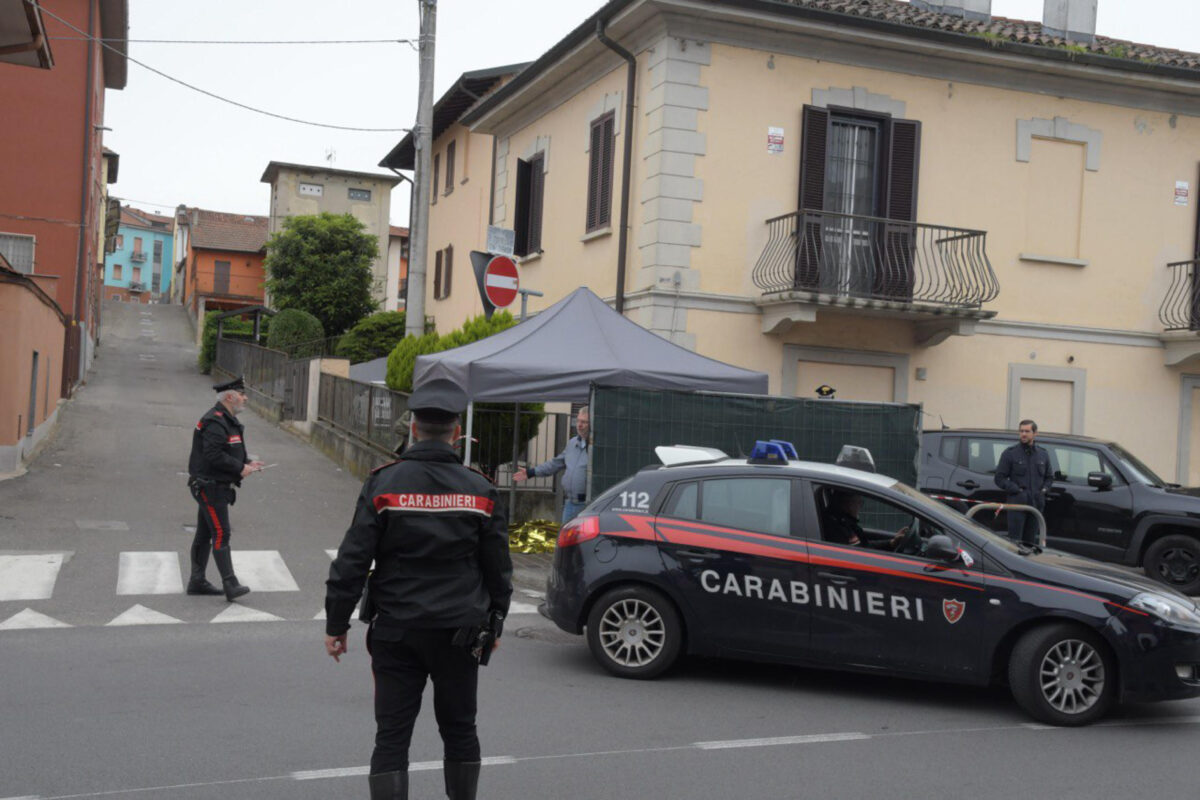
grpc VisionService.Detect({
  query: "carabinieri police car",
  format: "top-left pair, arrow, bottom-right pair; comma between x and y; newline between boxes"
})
542,441 -> 1200,726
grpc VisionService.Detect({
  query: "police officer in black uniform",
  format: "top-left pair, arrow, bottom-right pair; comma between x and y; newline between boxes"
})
324,378 -> 512,800
994,418 -> 1054,546
186,376 -> 262,601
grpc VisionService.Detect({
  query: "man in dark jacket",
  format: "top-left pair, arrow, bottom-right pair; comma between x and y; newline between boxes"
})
187,375 -> 263,601
994,419 -> 1055,546
325,378 -> 513,800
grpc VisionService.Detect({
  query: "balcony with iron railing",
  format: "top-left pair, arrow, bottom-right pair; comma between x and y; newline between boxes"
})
129,281 -> 146,293
1159,259 -> 1200,366
752,210 -> 1000,343
130,251 -> 147,263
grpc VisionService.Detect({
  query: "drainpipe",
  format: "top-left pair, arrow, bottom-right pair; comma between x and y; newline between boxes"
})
596,18 -> 635,315
72,0 -> 97,389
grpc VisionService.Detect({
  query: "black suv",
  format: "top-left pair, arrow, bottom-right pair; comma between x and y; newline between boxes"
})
921,430 -> 1200,594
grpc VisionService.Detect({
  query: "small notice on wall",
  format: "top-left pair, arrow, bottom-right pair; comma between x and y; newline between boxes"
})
767,127 -> 784,154
1176,181 -> 1190,206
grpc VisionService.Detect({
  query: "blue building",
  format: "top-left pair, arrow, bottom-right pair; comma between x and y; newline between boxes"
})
103,205 -> 174,303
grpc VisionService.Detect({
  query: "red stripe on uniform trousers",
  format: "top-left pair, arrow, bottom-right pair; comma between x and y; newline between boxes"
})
200,490 -> 225,549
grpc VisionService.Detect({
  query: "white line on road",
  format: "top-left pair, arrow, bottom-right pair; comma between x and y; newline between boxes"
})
211,605 -> 284,624
509,601 -> 540,615
107,605 -> 184,627
74,520 -> 129,531
0,554 -> 65,601
231,550 -> 299,592
694,732 -> 870,749
293,756 -> 516,781
0,609 -> 70,630
116,552 -> 183,595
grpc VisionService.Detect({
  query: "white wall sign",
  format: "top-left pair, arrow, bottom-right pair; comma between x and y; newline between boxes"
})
767,127 -> 785,155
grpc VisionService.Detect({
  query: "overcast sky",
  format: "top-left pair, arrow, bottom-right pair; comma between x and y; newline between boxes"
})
96,0 -> 1200,224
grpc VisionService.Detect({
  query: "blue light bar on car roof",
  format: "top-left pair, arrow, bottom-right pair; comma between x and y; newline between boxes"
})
748,440 -> 798,465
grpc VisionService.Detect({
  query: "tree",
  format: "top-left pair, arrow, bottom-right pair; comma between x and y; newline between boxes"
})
335,310 -> 407,364
266,308 -> 325,358
264,212 -> 378,335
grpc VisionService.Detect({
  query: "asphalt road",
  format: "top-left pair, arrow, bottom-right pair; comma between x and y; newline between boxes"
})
1,302 -> 1199,799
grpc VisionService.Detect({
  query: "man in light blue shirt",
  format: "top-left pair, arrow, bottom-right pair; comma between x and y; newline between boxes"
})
514,407 -> 590,523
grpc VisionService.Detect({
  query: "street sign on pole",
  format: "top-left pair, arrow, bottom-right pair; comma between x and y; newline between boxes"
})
486,225 -> 516,257
483,255 -> 519,309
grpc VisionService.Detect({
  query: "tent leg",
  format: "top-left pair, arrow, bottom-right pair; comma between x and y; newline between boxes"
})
509,403 -> 519,521
464,401 -> 474,466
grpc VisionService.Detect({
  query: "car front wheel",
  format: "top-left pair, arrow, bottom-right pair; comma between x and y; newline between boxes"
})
1008,623 -> 1115,726
1144,534 -> 1200,595
586,586 -> 683,679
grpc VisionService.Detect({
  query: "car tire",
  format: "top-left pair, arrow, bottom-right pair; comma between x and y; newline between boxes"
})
586,585 -> 683,680
1143,535 -> 1200,595
1008,623 -> 1115,726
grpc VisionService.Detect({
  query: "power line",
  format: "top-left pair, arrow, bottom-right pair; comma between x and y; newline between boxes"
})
30,0 -> 410,132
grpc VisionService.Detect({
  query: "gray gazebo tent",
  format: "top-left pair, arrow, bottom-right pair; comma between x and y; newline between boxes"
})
413,286 -> 768,403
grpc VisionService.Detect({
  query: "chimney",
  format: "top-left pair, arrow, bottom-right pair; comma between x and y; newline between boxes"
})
911,0 -> 992,23
1042,0 -> 1097,44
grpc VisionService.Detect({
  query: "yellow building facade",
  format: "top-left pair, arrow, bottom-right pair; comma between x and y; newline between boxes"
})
411,0 -> 1200,484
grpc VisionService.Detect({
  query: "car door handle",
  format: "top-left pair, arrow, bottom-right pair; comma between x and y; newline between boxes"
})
816,571 -> 857,585
956,480 -> 980,490
677,549 -> 720,561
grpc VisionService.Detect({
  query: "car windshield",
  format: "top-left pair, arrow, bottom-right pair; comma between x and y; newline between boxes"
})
1109,443 -> 1167,487
890,481 -> 1022,553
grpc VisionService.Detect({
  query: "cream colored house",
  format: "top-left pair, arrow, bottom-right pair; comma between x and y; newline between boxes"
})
379,64 -> 528,324
260,161 -> 401,310
410,0 -> 1200,484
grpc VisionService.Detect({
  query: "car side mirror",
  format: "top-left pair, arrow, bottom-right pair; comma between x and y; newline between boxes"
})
1088,472 -> 1113,490
924,534 -> 959,563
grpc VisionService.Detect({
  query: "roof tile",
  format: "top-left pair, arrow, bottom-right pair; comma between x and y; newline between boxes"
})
188,209 -> 270,253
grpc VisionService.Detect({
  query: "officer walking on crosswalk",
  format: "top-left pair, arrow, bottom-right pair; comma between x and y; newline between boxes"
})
186,376 -> 262,601
324,378 -> 512,800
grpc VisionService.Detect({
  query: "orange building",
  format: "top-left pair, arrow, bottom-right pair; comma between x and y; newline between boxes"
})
177,208 -> 269,334
0,0 -> 127,393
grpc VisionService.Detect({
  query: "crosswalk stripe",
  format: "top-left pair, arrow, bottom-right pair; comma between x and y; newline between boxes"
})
117,552 -> 183,595
509,601 -> 539,615
108,605 -> 184,626
0,608 -> 70,630
0,553 -> 65,601
325,549 -> 337,559
212,605 -> 284,623
232,551 -> 299,592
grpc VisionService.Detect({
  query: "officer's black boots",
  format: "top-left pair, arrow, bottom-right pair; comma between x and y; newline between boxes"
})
211,549 -> 250,601
185,539 -> 223,596
368,770 -> 408,799
443,761 -> 480,800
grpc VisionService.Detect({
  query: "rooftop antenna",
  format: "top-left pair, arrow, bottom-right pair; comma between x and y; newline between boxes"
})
325,146 -> 337,167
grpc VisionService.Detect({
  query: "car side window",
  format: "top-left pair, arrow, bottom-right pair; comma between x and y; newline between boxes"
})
700,478 -> 790,537
964,438 -> 1007,474
939,436 -> 960,464
662,481 -> 699,520
1045,445 -> 1124,486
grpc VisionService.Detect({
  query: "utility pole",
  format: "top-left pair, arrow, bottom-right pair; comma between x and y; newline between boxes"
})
406,0 -> 436,338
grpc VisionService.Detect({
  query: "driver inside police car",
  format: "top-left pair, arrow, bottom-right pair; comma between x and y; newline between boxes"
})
824,490 -> 909,551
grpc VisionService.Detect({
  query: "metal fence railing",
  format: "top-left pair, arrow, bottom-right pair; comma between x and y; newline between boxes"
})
318,373 -> 411,453
468,405 -> 570,489
1159,259 -> 1200,331
215,338 -> 289,402
752,209 -> 999,309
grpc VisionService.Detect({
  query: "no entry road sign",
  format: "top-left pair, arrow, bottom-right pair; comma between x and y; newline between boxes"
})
483,256 -> 519,308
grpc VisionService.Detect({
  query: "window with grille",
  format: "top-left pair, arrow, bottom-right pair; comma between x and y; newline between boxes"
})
0,232 -> 35,273
586,112 -> 615,232
513,152 -> 545,257
153,240 -> 163,264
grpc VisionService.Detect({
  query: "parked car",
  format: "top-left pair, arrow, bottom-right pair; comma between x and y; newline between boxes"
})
542,441 -> 1200,726
920,429 -> 1200,594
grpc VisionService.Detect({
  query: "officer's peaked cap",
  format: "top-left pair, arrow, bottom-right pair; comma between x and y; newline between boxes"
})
409,378 -> 468,423
213,375 -> 246,393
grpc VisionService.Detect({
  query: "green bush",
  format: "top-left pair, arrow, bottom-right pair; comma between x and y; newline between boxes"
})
198,311 -> 268,373
334,311 -> 407,364
266,308 -> 325,358
385,331 -> 441,393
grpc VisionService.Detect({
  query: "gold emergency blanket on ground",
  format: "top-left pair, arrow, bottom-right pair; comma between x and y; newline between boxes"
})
509,519 -> 558,553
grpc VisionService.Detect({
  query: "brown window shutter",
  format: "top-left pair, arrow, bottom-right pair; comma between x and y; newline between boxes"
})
586,120 -> 602,231
432,153 -> 440,202
599,114 -> 615,229
797,105 -> 830,289
885,119 -> 921,222
514,158 -> 532,256
444,244 -> 453,297
586,113 -> 615,232
446,140 -> 456,193
529,152 -> 545,253
434,249 -> 443,299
